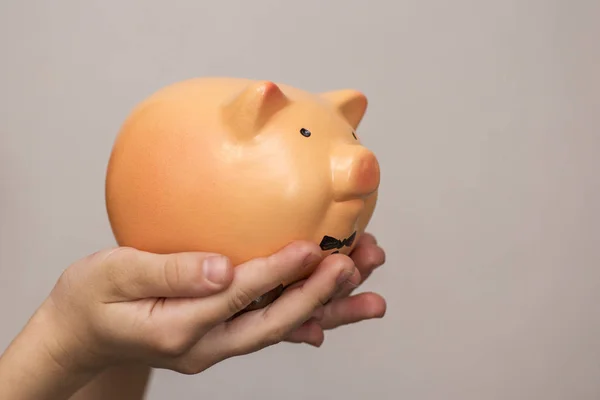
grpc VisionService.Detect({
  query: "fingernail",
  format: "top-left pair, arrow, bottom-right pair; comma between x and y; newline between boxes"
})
203,256 -> 230,285
336,268 -> 355,286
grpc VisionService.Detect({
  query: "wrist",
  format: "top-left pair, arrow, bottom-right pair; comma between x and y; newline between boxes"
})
0,301 -> 101,400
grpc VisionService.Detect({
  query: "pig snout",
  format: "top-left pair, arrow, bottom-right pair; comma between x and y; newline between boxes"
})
331,145 -> 380,202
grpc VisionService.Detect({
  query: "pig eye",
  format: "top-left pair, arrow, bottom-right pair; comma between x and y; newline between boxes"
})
300,128 -> 311,137
352,131 -> 358,140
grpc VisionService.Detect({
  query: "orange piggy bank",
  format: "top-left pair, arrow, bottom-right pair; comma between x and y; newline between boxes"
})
105,77 -> 380,295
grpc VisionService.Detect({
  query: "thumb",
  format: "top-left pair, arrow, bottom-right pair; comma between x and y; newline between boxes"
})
98,247 -> 234,301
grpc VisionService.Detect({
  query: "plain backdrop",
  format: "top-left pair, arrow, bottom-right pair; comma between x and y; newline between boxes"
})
1,1 -> 599,399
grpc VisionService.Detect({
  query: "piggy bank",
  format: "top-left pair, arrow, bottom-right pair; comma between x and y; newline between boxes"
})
105,77 -> 380,302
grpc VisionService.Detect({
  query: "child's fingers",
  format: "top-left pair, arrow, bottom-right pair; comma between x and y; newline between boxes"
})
98,247 -> 234,301
339,237 -> 385,299
284,319 -> 325,347
319,292 -> 387,330
169,241 -> 324,325
185,254 -> 356,367
123,242 -> 325,367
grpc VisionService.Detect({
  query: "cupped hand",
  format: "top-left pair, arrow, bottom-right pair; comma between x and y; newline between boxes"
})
38,242 -> 357,376
285,233 -> 387,347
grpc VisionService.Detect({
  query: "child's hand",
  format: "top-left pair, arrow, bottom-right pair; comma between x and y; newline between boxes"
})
43,242 -> 354,374
0,241 -> 357,400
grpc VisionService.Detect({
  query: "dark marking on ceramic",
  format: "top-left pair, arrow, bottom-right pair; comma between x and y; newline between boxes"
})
319,231 -> 356,251
300,128 -> 311,137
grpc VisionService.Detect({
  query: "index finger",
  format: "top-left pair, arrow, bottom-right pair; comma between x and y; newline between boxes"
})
192,241 -> 323,323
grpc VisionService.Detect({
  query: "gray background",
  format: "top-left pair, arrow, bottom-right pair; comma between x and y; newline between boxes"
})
1,0 -> 599,399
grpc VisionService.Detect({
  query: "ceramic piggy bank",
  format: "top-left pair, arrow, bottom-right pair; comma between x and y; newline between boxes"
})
105,77 -> 380,298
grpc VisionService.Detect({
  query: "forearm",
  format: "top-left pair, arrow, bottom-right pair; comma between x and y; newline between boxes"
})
0,309 -> 97,400
69,364 -> 152,400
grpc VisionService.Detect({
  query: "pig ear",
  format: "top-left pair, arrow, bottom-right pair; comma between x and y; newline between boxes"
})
320,89 -> 368,129
222,81 -> 290,140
